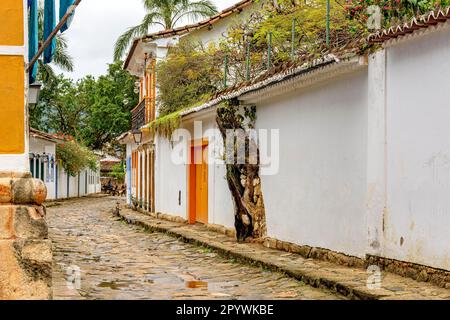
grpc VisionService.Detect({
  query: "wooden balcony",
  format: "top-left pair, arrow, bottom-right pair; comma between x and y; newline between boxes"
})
131,98 -> 156,131
131,99 -> 146,131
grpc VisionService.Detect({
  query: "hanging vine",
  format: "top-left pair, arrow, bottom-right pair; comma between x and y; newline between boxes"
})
216,99 -> 266,242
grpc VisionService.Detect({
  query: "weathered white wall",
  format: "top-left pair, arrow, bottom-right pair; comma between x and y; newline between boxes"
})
255,70 -> 368,258
57,165 -> 68,199
188,114 -> 235,228
183,3 -> 258,47
383,27 -> 450,270
55,163 -> 100,200
366,50 -> 387,258
154,113 -> 235,228
155,135 -> 187,218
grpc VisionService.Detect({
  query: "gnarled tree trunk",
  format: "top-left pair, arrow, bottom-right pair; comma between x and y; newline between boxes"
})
216,100 -> 266,242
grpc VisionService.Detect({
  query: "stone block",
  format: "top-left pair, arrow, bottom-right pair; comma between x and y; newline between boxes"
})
0,178 -> 12,203
11,178 -> 47,205
0,205 -> 47,240
14,206 -> 48,239
0,206 -> 14,239
0,240 -> 51,300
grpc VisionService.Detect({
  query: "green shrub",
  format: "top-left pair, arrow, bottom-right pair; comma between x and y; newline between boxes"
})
56,140 -> 98,177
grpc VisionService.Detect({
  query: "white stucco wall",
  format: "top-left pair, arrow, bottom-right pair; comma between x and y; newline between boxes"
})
154,112 -> 235,228
189,114 -> 235,228
29,137 -> 57,200
155,135 -> 187,218
54,162 -> 99,200
57,165 -> 68,199
255,70 -> 369,258
383,27 -> 450,270
182,2 -> 258,47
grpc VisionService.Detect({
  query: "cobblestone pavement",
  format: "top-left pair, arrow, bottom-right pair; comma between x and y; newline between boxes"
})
47,196 -> 344,300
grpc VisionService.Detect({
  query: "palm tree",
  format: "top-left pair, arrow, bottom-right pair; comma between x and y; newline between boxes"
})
29,6 -> 75,131
37,7 -> 74,82
114,0 -> 218,61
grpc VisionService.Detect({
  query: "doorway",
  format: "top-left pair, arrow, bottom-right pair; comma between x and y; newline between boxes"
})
188,139 -> 209,224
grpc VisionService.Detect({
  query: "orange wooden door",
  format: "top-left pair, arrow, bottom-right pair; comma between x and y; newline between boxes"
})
196,145 -> 208,224
189,142 -> 208,224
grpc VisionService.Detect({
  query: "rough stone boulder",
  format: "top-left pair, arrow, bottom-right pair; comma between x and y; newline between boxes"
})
0,172 -> 52,300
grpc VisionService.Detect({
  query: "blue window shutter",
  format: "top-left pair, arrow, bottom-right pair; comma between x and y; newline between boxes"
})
43,0 -> 56,64
28,0 -> 39,83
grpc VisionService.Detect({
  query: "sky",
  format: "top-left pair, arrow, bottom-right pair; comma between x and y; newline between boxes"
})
56,0 -> 237,80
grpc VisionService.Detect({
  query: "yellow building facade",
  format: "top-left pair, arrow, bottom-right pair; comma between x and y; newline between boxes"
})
0,0 -> 28,172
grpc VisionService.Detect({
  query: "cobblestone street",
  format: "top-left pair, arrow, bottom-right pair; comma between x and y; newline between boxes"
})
47,196 -> 344,300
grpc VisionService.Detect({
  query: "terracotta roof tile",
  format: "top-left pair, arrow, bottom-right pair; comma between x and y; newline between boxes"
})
180,39 -> 366,118
143,0 -> 253,41
368,6 -> 450,44
124,0 -> 253,69
210,39 -> 365,101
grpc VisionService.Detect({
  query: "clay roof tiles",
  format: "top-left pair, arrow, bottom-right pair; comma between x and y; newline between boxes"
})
181,39 -> 366,117
368,6 -> 450,44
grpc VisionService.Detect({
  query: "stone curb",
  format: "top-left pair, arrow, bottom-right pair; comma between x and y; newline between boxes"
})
115,208 -> 450,300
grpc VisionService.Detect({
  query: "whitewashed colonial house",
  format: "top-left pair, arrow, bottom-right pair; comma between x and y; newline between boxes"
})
29,128 -> 101,200
118,0 -> 257,212
119,3 -> 450,276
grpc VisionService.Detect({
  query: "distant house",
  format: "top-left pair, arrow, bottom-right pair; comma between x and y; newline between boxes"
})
29,128 -> 101,200
118,0 -> 257,210
100,154 -> 122,184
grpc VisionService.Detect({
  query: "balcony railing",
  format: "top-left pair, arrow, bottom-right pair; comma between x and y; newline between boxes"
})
131,99 -> 146,131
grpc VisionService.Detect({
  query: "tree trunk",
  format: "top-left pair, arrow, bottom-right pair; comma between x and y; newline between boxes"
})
216,102 -> 266,242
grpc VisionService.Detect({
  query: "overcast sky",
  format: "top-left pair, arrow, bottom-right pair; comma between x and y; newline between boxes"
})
55,0 -> 237,80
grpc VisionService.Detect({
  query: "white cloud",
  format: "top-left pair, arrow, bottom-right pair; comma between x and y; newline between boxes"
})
55,0 -> 238,80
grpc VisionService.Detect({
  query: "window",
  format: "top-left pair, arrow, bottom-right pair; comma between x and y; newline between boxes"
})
41,161 -> 45,181
30,158 -> 34,177
35,159 -> 40,179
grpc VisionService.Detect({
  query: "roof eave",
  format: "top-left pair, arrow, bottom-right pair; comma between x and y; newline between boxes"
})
179,54 -> 366,119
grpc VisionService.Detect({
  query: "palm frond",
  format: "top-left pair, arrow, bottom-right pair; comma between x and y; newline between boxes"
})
171,0 -> 218,27
114,11 -> 165,61
38,59 -> 56,83
53,34 -> 74,72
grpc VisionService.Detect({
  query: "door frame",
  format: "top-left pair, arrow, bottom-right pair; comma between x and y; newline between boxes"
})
188,138 -> 209,224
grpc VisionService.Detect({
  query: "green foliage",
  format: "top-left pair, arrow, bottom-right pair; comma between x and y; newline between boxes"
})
30,61 -> 139,152
79,61 -> 139,150
345,0 -> 449,28
156,39 -> 223,117
147,109 -> 183,138
218,0 -> 365,80
30,75 -> 82,134
114,0 -> 218,61
110,163 -> 126,183
56,140 -> 98,177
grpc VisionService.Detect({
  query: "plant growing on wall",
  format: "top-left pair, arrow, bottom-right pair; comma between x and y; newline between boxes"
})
216,100 -> 266,242
217,0 -> 365,84
56,140 -> 98,177
156,39 -> 224,117
345,0 -> 449,28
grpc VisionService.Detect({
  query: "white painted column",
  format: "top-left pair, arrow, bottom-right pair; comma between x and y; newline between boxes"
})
137,150 -> 141,204
146,147 -> 150,211
366,50 -> 387,257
